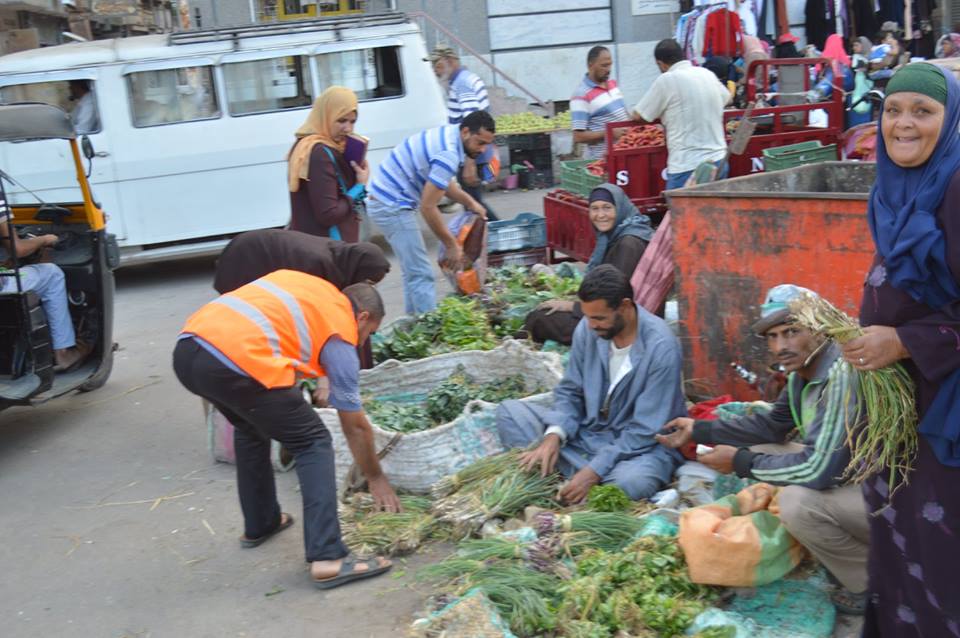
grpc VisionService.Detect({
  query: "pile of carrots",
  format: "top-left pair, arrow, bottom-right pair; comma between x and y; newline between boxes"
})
612,125 -> 665,151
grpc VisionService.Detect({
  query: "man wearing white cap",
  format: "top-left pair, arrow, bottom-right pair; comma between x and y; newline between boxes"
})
657,284 -> 870,615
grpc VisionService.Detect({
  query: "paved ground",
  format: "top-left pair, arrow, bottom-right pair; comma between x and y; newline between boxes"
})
0,187 -> 861,637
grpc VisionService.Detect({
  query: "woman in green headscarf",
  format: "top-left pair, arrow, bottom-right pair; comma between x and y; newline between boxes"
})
842,62 -> 960,635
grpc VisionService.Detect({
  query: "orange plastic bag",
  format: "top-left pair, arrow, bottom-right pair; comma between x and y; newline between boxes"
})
678,483 -> 805,587
439,212 -> 487,295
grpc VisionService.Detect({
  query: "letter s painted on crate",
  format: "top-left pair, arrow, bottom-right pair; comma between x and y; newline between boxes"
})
616,170 -> 630,186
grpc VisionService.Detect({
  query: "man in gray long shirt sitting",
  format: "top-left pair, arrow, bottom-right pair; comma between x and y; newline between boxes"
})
656,284 -> 869,615
497,265 -> 684,503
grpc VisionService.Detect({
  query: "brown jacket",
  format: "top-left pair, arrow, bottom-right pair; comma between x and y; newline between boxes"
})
289,143 -> 359,242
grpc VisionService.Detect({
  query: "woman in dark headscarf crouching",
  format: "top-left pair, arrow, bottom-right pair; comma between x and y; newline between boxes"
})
214,228 -> 391,368
523,184 -> 654,345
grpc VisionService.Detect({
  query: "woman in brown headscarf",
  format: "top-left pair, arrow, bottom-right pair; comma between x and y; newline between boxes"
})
213,229 -> 389,295
288,87 -> 368,242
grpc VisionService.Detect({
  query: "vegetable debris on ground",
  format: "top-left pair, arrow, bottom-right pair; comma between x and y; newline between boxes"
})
363,365 -> 539,433
339,494 -> 440,556
789,292 -> 918,493
419,509 -> 721,637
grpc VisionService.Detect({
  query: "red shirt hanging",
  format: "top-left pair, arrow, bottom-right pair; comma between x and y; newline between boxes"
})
703,8 -> 743,58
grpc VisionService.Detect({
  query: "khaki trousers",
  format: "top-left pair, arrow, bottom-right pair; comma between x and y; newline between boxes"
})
751,443 -> 870,593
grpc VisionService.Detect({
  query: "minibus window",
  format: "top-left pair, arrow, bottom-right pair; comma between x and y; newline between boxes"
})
127,66 -> 220,127
316,46 -> 403,101
223,56 -> 314,116
0,80 -> 102,135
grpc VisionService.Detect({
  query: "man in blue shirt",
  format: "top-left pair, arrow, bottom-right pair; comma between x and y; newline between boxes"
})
367,110 -> 494,315
497,265 -> 685,501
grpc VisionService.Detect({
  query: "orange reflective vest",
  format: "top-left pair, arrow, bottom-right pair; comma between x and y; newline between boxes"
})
182,269 -> 358,389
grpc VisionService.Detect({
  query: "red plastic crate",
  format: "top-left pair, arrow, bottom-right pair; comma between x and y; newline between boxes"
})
544,190 -> 668,263
544,190 -> 595,263
606,143 -> 668,201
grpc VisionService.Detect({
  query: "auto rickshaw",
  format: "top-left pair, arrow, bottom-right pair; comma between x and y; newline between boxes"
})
0,103 -> 117,410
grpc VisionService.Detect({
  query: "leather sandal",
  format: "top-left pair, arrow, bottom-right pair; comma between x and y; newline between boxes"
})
312,553 -> 392,590
239,512 -> 294,548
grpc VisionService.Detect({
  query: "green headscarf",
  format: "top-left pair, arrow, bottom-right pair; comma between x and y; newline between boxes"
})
885,62 -> 948,105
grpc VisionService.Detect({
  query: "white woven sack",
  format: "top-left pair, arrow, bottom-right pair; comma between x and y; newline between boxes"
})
321,340 -> 563,493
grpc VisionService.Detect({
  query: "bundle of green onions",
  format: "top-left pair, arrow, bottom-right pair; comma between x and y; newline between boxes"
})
788,292 -> 918,492
432,466 -> 561,536
420,559 -> 562,636
430,449 -> 524,499
339,494 -> 439,556
536,511 -> 645,553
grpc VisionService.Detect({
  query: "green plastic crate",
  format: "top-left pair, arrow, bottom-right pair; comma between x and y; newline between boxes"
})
762,141 -> 837,172
559,159 -> 606,197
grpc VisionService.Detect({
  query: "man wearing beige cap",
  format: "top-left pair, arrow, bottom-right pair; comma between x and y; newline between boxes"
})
426,46 -> 490,125
657,284 -> 870,615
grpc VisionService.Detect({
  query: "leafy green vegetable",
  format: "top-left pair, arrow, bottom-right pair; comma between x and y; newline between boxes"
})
372,267 -> 582,362
586,484 -> 632,513
365,366 -> 538,433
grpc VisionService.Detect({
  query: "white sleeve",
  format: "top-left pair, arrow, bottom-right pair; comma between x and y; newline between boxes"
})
545,425 -> 567,443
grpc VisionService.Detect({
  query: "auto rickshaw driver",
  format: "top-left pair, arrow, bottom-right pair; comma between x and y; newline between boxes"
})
0,209 -> 90,371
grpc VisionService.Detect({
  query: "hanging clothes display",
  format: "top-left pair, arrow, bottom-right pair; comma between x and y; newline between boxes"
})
852,0 -> 880,38
738,0 -> 758,36
806,0 -> 833,49
676,3 -> 746,63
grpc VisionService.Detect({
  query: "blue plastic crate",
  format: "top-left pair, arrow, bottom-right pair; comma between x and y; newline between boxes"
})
487,212 -> 547,254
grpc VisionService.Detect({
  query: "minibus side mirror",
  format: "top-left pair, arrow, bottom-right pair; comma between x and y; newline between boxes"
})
81,135 -> 95,160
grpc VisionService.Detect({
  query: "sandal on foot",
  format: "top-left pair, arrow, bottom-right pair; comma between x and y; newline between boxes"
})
832,588 -> 867,615
312,553 -> 392,590
239,513 -> 294,548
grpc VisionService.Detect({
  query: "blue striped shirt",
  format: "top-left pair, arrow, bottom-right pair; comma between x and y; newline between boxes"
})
571,74 -> 629,159
369,125 -> 465,209
447,67 -> 489,124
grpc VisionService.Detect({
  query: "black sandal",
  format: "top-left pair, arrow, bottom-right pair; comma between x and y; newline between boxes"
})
312,553 -> 392,590
239,513 -> 294,548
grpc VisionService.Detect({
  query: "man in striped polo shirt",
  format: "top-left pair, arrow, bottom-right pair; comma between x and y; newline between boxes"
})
571,46 -> 629,159
367,110 -> 494,315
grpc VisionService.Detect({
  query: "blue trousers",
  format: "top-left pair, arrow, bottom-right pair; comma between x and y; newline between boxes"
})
1,263 -> 76,349
496,400 -> 678,500
665,159 -> 730,190
366,197 -> 436,315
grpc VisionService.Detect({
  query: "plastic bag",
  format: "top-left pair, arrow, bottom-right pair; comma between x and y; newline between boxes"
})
438,211 -> 487,295
679,483 -> 805,587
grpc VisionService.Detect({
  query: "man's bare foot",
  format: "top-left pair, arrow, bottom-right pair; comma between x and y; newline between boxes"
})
311,555 -> 391,581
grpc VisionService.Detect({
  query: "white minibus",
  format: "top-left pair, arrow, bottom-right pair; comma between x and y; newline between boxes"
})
0,12 -> 446,265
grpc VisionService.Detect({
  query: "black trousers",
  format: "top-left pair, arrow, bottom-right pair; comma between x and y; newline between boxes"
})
173,338 -> 348,563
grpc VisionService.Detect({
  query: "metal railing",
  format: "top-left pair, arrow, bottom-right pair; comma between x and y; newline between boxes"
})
407,10 -> 550,113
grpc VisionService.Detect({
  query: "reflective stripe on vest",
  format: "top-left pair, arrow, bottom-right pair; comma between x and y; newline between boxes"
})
211,295 -> 283,358
251,278 -> 312,363
181,270 -> 358,389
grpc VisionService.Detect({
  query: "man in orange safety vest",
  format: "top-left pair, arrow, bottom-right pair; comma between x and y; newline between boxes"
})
173,269 -> 399,590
